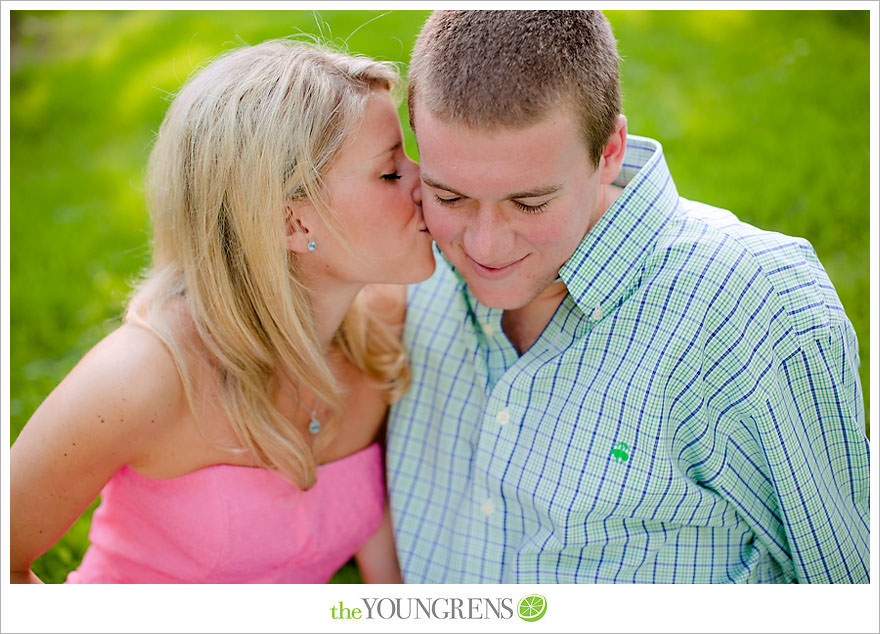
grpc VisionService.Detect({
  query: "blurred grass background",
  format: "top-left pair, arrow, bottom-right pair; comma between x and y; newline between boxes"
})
9,10 -> 870,584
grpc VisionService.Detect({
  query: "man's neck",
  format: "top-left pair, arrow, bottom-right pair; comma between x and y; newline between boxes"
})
501,280 -> 568,355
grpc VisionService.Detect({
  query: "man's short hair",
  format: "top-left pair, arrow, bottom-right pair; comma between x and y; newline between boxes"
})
408,10 -> 621,167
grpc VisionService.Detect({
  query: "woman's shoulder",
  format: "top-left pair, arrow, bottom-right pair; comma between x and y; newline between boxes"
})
72,322 -> 189,430
12,322 -> 192,490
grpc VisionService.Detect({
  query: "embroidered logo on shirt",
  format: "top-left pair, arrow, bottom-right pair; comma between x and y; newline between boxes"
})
610,442 -> 630,463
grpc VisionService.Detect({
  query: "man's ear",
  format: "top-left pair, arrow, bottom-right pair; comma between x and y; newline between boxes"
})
284,199 -> 316,254
599,114 -> 627,185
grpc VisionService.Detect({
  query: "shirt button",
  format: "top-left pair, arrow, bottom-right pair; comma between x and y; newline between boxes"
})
496,408 -> 510,425
483,322 -> 495,336
591,306 -> 602,320
481,499 -> 495,516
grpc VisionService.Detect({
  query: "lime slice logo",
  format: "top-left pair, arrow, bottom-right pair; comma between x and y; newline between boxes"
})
517,594 -> 547,622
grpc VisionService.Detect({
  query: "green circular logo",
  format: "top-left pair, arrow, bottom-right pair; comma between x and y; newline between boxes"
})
517,594 -> 547,622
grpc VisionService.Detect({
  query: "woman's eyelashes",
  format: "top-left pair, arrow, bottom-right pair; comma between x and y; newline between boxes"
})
382,171 -> 402,181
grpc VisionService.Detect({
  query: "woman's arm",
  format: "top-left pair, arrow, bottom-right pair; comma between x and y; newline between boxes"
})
354,503 -> 403,584
10,324 -> 185,583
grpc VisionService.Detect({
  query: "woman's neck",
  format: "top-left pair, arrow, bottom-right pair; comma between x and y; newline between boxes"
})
303,276 -> 364,351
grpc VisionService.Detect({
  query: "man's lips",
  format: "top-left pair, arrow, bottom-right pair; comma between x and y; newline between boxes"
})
466,254 -> 527,279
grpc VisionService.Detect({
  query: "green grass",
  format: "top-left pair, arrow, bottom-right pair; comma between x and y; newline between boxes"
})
9,9 -> 870,584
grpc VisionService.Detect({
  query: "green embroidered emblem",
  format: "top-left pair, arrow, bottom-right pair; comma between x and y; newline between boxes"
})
610,442 -> 630,463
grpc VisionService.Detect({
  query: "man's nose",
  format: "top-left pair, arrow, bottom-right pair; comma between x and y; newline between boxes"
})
462,206 -> 513,263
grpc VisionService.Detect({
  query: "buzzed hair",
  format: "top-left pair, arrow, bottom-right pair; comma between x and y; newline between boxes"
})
408,10 -> 621,167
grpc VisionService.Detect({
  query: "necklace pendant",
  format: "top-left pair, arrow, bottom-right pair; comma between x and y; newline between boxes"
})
308,415 -> 321,435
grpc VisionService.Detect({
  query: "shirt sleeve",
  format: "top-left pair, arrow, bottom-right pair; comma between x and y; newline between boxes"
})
700,238 -> 870,583
756,320 -> 869,583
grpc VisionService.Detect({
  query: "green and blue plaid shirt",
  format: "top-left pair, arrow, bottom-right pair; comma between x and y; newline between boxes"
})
387,135 -> 869,583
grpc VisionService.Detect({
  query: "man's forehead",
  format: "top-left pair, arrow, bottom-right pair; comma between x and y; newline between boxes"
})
415,106 -> 590,192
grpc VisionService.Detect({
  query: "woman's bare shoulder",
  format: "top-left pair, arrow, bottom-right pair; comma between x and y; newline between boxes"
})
69,322 -> 189,431
11,322 -> 191,500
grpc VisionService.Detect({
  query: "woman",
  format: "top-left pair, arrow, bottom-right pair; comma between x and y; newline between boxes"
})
10,38 -> 435,583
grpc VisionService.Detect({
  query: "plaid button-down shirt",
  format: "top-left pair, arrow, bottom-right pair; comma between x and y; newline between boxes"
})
387,135 -> 869,583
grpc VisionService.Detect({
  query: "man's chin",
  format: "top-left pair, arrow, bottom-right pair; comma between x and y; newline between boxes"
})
464,283 -> 530,311
464,275 -> 567,313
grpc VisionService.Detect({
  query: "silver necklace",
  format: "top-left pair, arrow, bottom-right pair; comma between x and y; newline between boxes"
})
280,380 -> 321,435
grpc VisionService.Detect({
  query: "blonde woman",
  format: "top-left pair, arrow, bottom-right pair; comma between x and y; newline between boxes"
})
10,39 -> 435,583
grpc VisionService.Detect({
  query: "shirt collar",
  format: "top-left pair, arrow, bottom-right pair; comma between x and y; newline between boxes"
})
560,135 -> 678,317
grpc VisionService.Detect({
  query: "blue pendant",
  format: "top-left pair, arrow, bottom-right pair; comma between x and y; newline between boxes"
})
308,416 -> 321,435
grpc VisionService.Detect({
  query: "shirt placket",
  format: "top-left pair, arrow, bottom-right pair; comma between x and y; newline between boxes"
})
461,302 -> 516,577
467,294 -> 589,581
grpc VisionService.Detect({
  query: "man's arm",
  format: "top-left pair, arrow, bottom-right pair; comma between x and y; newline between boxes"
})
760,320 -> 869,583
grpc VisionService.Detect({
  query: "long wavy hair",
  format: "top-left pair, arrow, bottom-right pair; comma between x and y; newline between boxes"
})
127,39 -> 408,488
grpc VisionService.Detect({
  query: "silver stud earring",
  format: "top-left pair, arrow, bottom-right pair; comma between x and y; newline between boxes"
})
307,240 -> 317,252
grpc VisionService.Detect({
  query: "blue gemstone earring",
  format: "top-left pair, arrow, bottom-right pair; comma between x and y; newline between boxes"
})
307,240 -> 317,252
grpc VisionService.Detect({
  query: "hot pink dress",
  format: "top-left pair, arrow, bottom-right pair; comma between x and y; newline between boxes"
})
66,443 -> 384,583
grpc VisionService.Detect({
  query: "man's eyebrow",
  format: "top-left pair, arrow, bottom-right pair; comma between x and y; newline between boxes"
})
421,175 -> 467,197
507,184 -> 562,199
422,175 -> 562,200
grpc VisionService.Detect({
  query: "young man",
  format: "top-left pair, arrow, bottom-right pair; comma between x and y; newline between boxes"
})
386,10 -> 869,583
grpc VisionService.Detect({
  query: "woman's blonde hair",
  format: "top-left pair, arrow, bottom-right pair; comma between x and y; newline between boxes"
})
127,39 -> 407,488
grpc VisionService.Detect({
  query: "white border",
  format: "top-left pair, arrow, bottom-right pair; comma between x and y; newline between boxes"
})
2,3 -> 877,634
2,583 -> 880,632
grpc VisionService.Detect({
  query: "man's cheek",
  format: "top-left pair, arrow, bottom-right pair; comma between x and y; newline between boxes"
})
423,207 -> 454,242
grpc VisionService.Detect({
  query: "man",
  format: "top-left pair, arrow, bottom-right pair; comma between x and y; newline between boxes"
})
386,10 -> 869,583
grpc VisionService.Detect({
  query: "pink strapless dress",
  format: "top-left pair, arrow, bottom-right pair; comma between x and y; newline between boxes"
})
66,443 -> 384,583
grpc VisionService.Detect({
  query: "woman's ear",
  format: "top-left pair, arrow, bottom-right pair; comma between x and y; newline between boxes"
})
284,199 -> 317,254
